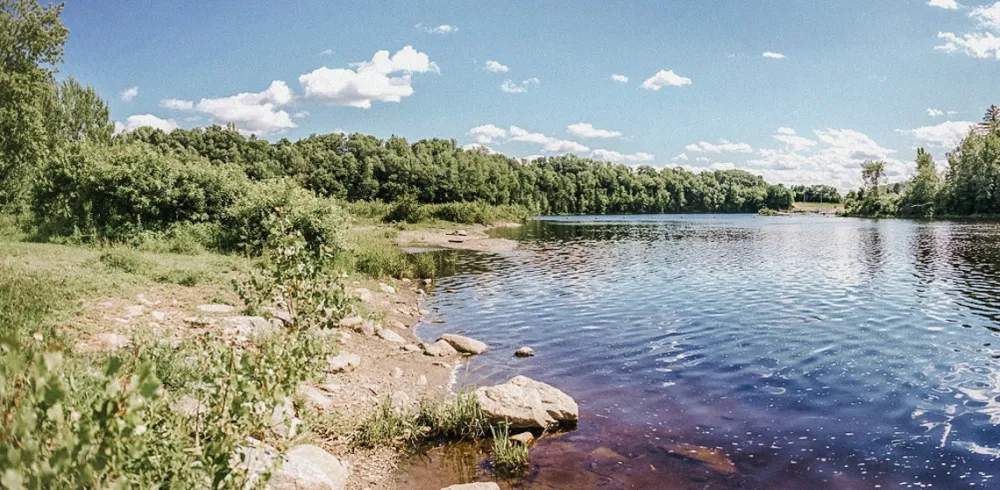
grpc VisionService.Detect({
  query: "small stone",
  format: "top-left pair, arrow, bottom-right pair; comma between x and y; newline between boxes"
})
352,288 -> 373,302
355,321 -> 376,336
402,343 -> 422,353
151,311 -> 166,321
379,283 -> 396,294
266,307 -> 293,325
339,315 -> 363,328
422,340 -> 458,357
175,394 -> 205,417
419,309 -> 430,316
417,375 -> 428,386
401,278 -> 411,284
94,332 -> 131,350
515,346 -> 535,358
431,318 -> 446,324
509,432 -> 535,445
136,293 -> 156,306
198,304 -> 234,313
423,278 -> 433,285
446,289 -> 458,294
327,353 -> 361,373
391,367 -> 403,378
388,319 -> 407,330
124,305 -> 144,317
440,334 -> 489,355
377,328 -> 406,344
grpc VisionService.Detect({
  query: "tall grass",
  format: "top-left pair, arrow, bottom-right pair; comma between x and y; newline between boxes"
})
489,424 -> 530,476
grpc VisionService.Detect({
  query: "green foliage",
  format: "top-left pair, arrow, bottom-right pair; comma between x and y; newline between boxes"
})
899,148 -> 941,217
217,179 -> 346,256
488,424 -> 530,477
352,398 -> 419,448
45,77 -> 113,148
234,211 -> 352,330
790,184 -> 842,203
384,194 -> 425,223
422,202 -> 530,225
352,392 -> 488,449
98,248 -> 150,274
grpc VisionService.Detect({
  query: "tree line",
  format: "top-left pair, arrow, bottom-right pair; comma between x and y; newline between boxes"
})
846,106 -> 1000,218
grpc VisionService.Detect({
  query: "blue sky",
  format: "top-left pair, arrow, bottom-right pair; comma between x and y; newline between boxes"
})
59,0 -> 999,190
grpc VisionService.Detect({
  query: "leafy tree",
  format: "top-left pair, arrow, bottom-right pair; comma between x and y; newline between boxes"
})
900,148 -> 940,217
45,77 -> 113,147
0,0 -> 68,208
861,161 -> 886,195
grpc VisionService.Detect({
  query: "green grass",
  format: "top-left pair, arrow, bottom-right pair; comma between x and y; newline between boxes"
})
488,424 -> 530,477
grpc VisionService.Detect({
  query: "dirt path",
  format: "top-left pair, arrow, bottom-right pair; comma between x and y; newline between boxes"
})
397,223 -> 521,253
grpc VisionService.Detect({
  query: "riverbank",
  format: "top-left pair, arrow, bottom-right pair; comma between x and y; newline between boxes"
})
397,222 -> 522,254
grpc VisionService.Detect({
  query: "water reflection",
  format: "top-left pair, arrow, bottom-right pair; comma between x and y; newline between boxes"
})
412,215 -> 1000,488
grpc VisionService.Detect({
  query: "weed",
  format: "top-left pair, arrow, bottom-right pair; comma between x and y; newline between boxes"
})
489,424 -> 530,477
98,248 -> 149,274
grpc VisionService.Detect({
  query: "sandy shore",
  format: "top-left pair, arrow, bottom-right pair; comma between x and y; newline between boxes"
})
397,222 -> 521,253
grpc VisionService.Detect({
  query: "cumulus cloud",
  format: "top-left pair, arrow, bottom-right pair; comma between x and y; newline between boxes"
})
972,2 -> 1000,30
158,81 -> 296,135
501,77 -> 539,93
927,108 -> 945,117
590,149 -> 654,163
461,143 -> 497,154
684,139 -> 753,154
671,153 -> 689,162
897,120 -> 977,149
119,86 -> 139,102
485,60 -> 509,73
509,125 -> 588,152
935,31 -> 1000,58
928,0 -> 959,9
567,122 -> 622,139
762,51 -> 786,59
418,24 -> 458,34
299,46 -> 439,108
772,127 -> 817,151
640,70 -> 692,90
113,114 -> 178,134
293,111 -> 310,119
611,74 -> 629,83
467,124 -> 507,144
159,98 -> 195,111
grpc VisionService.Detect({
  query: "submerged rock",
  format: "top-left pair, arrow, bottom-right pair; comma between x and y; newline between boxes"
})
422,339 -> 458,357
439,334 -> 488,354
474,376 -> 579,430
515,346 -> 535,358
662,442 -> 737,474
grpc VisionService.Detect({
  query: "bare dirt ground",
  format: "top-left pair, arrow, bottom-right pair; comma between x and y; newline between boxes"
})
397,223 -> 521,253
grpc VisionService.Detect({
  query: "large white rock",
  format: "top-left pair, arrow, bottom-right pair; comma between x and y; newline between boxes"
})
241,442 -> 351,490
439,334 -> 488,355
474,376 -> 578,430
441,483 -> 500,490
422,340 -> 458,357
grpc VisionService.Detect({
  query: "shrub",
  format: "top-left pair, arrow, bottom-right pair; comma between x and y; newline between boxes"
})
423,202 -> 530,225
383,194 -> 424,224
31,142 -> 247,242
218,179 -> 346,256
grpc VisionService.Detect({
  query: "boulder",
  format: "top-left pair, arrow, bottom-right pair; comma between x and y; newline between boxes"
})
441,483 -> 500,490
198,304 -> 234,313
474,376 -> 578,430
241,442 -> 351,490
440,334 -> 488,355
376,328 -> 406,344
422,340 -> 458,357
327,353 -> 361,373
515,346 -> 535,358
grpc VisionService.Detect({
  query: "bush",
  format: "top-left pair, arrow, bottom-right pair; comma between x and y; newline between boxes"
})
31,142 -> 248,243
218,179 -> 346,256
423,202 -> 530,225
383,194 -> 424,224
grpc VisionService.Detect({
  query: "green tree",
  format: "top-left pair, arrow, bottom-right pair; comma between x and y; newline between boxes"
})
0,0 -> 68,208
45,77 -> 113,147
861,161 -> 886,195
900,148 -> 940,217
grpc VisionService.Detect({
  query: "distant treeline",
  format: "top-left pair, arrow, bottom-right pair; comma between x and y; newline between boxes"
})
791,185 -> 841,203
845,106 -> 1000,218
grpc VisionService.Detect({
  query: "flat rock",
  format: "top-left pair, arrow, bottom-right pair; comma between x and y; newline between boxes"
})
271,397 -> 300,440
422,340 -> 458,357
391,367 -> 403,378
441,483 -> 500,490
198,304 -> 234,313
515,346 -> 535,358
327,353 -> 361,373
241,442 -> 351,490
377,328 -> 406,344
124,305 -> 144,317
151,311 -> 166,321
402,343 -> 422,353
223,316 -> 273,339
474,375 -> 579,430
298,385 -> 335,411
440,334 -> 489,355
662,442 -> 737,474
388,319 -> 407,330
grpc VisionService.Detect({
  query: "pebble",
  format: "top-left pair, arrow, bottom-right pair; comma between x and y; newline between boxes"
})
515,346 -> 535,358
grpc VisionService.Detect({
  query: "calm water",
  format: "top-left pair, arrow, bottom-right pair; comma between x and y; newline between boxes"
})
409,215 -> 1000,489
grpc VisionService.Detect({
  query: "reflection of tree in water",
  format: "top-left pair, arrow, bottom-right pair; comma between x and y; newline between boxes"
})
857,222 -> 887,280
910,223 -> 944,296
945,225 -> 1000,326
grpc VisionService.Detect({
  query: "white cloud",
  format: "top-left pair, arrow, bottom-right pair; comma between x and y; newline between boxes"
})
293,111 -> 310,119
762,51 -> 786,59
159,98 -> 195,111
567,122 -> 622,139
119,86 -> 139,102
897,120 -> 977,149
461,143 -> 497,154
772,127 -> 817,151
972,2 -> 1000,30
418,24 -> 458,34
509,125 -> 588,153
113,114 -> 178,134
928,0 -> 959,9
640,70 -> 692,90
671,153 -> 689,162
590,149 -> 654,163
611,74 -> 629,83
927,108 -> 945,117
299,46 -> 439,108
935,31 -> 1000,59
501,78 -> 539,93
684,139 -> 753,154
319,49 -> 333,56
191,80 -> 296,135
467,124 -> 507,144
485,60 -> 509,73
